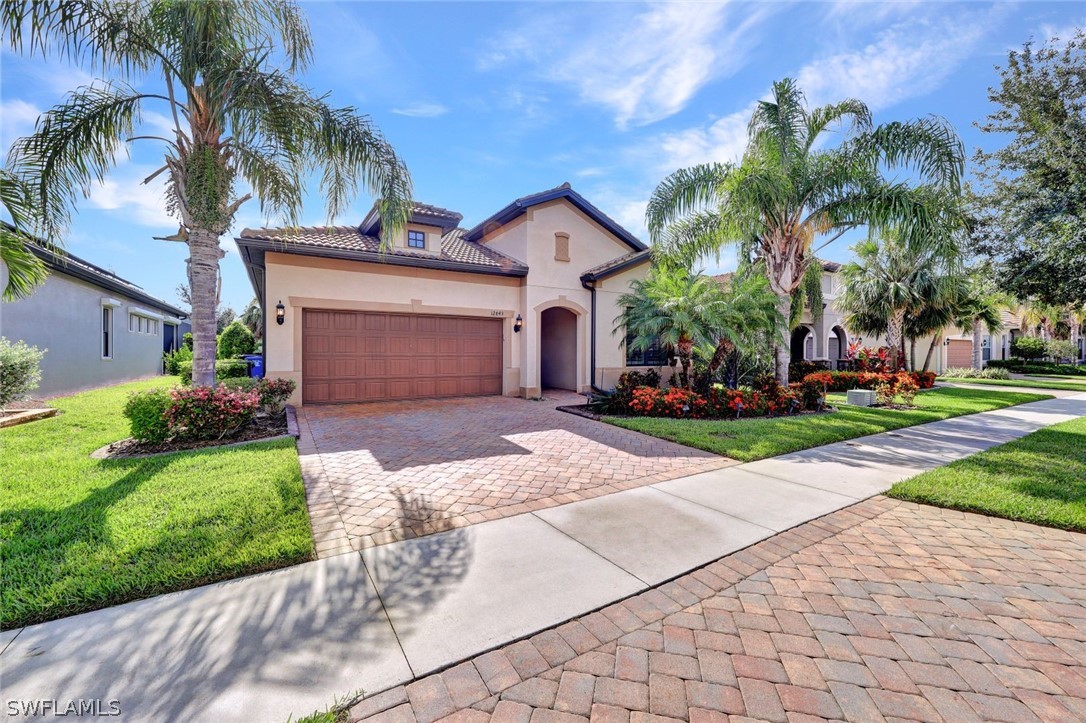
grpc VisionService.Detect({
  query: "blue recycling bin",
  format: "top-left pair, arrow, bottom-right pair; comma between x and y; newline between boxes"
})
243,354 -> 265,378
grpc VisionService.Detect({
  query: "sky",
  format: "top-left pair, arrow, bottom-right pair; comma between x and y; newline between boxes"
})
1,1 -> 1083,314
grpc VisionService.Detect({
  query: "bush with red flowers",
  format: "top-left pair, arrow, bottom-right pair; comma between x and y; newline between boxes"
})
165,385 -> 261,441
806,370 -> 935,393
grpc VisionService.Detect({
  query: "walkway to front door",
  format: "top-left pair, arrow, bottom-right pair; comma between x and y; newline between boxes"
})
296,391 -> 735,555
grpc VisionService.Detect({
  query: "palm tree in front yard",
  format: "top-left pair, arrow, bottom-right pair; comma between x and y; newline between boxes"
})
953,279 -> 1011,371
2,0 -> 412,386
646,77 -> 965,383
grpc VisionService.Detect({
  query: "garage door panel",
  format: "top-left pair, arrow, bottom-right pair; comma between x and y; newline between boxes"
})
303,309 -> 502,404
947,340 -> 972,368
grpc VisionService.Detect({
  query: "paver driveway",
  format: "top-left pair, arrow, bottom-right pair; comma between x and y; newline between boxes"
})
348,497 -> 1086,723
296,392 -> 734,554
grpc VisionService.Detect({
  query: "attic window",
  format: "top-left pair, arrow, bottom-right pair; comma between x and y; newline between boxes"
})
554,232 -> 570,262
408,230 -> 426,249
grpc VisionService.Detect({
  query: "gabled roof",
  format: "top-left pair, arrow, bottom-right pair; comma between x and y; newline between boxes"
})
2,224 -> 186,317
235,224 -> 528,277
359,201 -> 464,236
463,182 -> 648,252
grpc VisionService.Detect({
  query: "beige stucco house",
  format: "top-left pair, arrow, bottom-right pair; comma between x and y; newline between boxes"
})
236,184 -> 659,406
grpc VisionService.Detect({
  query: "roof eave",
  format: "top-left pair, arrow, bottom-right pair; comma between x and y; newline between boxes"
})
235,236 -> 529,278
580,250 -> 652,282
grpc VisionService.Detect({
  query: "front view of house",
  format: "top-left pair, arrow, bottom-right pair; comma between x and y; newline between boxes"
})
236,184 -> 656,406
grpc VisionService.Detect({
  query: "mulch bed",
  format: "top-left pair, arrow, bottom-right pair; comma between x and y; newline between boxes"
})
95,412 -> 290,458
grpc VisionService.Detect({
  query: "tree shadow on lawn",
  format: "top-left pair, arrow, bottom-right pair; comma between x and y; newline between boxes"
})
1,484 -> 475,722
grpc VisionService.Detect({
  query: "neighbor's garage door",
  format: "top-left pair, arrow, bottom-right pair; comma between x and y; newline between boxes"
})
302,310 -> 502,404
946,339 -> 973,368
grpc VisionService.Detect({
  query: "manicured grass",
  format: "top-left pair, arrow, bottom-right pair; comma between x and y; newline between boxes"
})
0,377 -> 313,629
937,377 -> 1086,392
888,416 -> 1086,532
606,387 -> 1050,462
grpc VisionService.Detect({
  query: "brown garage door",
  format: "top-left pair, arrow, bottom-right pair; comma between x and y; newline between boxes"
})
946,339 -> 973,368
302,310 -> 503,404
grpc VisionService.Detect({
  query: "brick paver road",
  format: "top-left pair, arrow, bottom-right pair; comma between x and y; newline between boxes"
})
348,497 -> 1086,723
296,392 -> 733,555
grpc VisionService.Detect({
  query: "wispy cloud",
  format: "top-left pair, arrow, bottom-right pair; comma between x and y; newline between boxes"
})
479,2 -> 773,129
86,163 -> 175,228
391,101 -> 449,118
1,99 -> 41,152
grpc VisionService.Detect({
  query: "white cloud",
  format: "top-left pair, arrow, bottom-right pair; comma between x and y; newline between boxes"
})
86,164 -> 175,228
480,2 -> 772,129
391,102 -> 449,118
1,99 -> 42,153
795,14 -> 989,111
654,103 -> 757,171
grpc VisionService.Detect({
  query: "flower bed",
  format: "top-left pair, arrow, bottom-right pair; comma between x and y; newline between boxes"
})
116,377 -> 298,455
599,373 -> 829,420
805,370 -> 935,393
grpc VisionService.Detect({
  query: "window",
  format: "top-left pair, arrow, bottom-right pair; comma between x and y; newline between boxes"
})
407,230 -> 426,249
625,332 -> 669,366
982,334 -> 992,362
102,307 -> 113,359
128,313 -> 159,336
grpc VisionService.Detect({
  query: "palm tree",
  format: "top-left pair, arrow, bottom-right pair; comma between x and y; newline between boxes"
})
0,169 -> 48,302
905,274 -> 968,372
953,281 -> 1010,371
3,1 -> 412,386
704,270 -> 783,385
240,297 -> 262,339
646,77 -> 965,383
838,229 -> 961,371
616,265 -> 727,387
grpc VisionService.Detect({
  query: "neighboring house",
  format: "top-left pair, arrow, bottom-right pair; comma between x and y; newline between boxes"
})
235,183 -> 658,406
0,243 -> 187,396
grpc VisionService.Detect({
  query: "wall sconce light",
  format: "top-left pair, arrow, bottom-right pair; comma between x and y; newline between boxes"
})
513,314 -> 523,333
275,300 -> 285,325
943,337 -> 951,346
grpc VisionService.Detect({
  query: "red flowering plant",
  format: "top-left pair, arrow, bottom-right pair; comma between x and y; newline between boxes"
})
165,385 -> 260,440
658,387 -> 707,418
627,386 -> 663,416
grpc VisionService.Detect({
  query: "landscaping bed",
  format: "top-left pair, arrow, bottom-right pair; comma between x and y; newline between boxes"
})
606,387 -> 1050,462
0,377 -> 313,629
93,410 -> 290,458
888,415 -> 1086,532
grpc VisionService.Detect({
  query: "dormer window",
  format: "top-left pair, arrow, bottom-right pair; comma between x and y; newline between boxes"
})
407,230 -> 426,249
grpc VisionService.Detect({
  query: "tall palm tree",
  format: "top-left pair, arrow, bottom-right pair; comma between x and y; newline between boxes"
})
905,275 -> 968,372
616,265 -> 727,388
646,77 -> 965,383
704,270 -> 783,383
0,169 -> 48,302
3,0 -> 412,386
838,229 -> 961,371
953,281 -> 1011,371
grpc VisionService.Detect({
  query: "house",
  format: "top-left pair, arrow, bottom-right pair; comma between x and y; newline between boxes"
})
235,183 -> 659,406
0,242 -> 188,396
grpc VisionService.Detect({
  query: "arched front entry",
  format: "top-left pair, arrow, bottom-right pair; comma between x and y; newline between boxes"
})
540,307 -> 578,390
790,326 -> 814,363
828,326 -> 847,368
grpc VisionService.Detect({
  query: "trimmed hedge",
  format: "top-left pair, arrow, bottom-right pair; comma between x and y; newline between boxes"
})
803,370 -> 936,393
178,359 -> 250,385
986,359 -> 1086,376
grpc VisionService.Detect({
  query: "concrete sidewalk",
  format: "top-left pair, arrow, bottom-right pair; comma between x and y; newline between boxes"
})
2,393 -> 1084,722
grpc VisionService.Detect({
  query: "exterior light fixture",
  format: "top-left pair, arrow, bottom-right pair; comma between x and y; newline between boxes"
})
513,314 -> 523,333
275,300 -> 285,325
943,337 -> 951,346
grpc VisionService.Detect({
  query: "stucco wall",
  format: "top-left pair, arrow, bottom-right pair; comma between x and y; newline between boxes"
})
263,252 -> 523,404
1,272 -> 175,396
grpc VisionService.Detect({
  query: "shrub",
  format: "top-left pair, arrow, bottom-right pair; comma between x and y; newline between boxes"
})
896,374 -> 919,405
986,360 -> 1086,376
178,359 -> 250,385
942,367 -> 1012,380
165,385 -> 260,440
809,370 -> 934,393
602,369 -> 662,414
123,389 -> 173,443
0,337 -> 46,409
1046,339 -> 1078,363
788,359 -> 827,382
796,372 -> 830,410
163,344 -> 192,375
218,321 -> 256,359
1011,336 -> 1046,360
220,376 -> 296,415
875,382 -> 896,406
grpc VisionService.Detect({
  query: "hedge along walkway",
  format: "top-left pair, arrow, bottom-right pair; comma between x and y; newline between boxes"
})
348,496 -> 1086,723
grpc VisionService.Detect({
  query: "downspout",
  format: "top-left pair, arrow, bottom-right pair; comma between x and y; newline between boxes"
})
581,275 -> 603,393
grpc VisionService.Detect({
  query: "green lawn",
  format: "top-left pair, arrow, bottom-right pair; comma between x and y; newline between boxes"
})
606,387 -> 1050,462
0,377 -> 314,629
937,377 -> 1086,392
888,416 -> 1086,532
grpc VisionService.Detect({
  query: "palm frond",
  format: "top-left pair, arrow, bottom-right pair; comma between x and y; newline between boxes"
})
645,163 -> 730,240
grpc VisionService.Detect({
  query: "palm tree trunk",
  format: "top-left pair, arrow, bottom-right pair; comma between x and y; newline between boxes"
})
909,337 -> 917,371
922,335 -> 939,372
707,338 -> 734,376
187,229 -> 223,386
775,294 -> 792,384
886,307 -> 906,372
972,319 -> 983,371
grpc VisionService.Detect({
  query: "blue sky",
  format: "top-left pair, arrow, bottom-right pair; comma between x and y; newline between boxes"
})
2,1 -> 1083,313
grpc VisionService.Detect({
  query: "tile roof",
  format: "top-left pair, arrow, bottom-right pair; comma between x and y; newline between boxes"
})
236,224 -> 528,275
581,249 -> 652,280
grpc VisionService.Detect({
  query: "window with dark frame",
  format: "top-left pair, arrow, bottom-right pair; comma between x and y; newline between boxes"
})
625,331 -> 668,366
102,307 -> 113,359
407,230 -> 426,249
